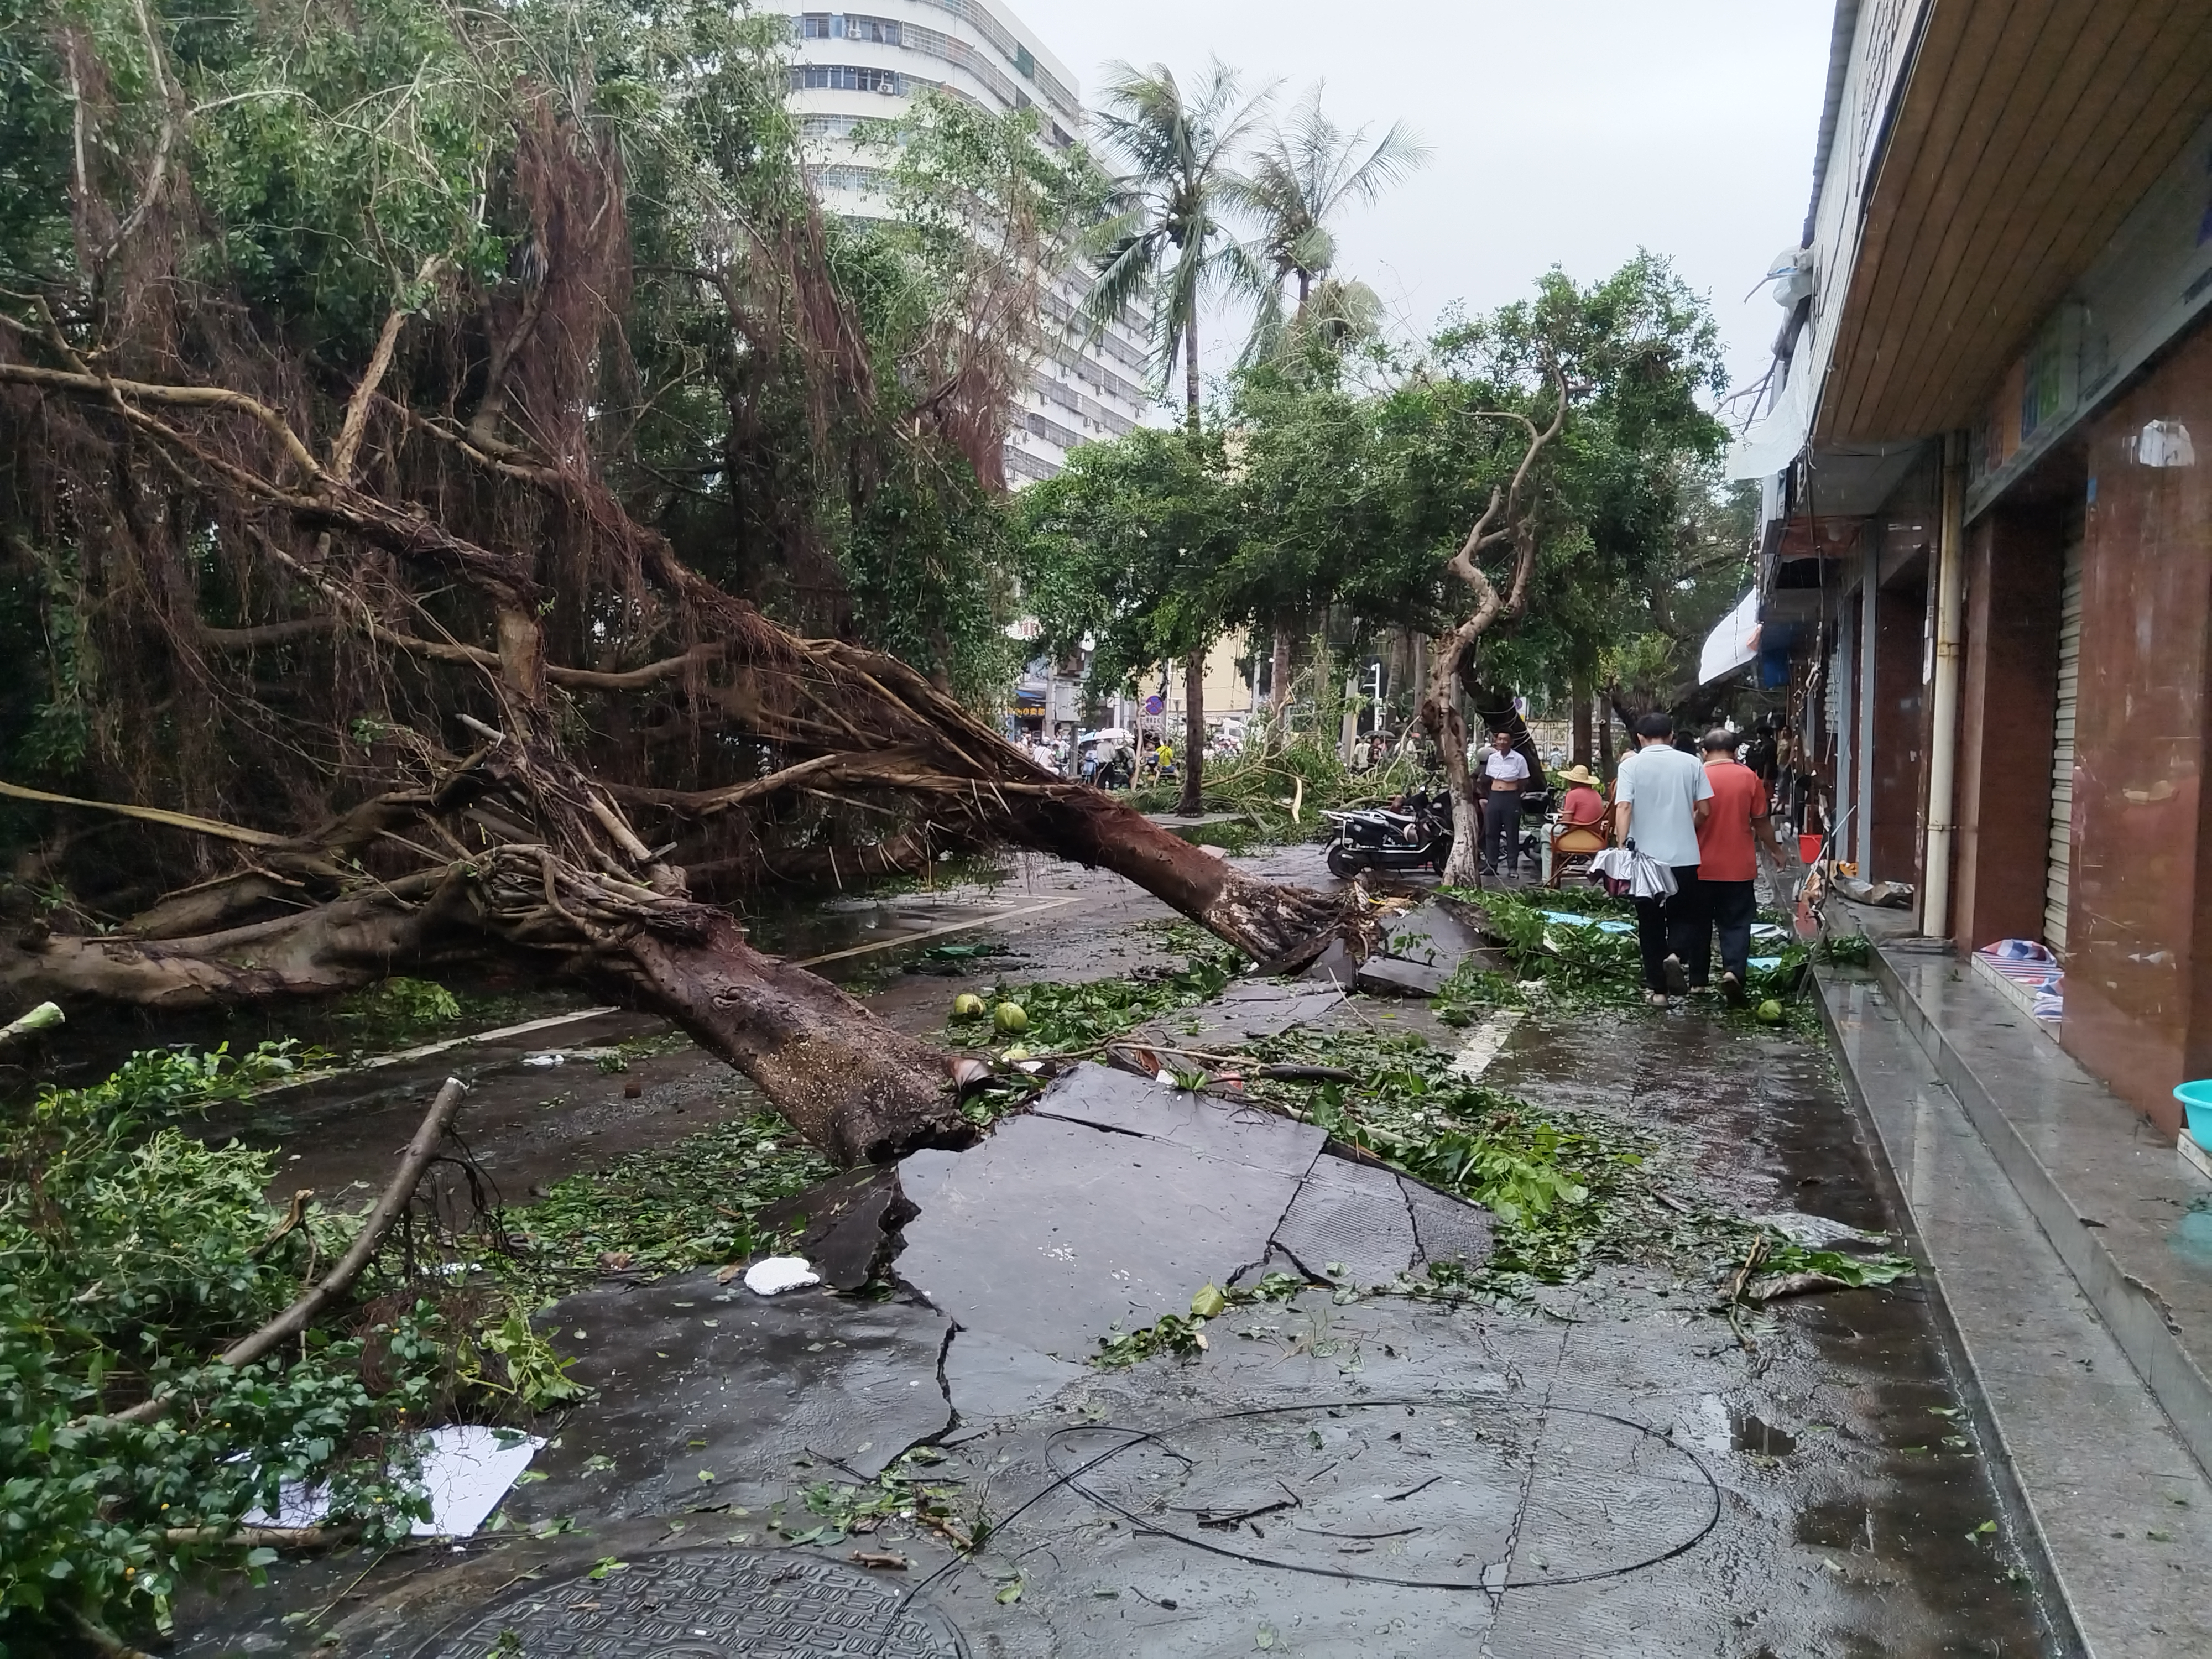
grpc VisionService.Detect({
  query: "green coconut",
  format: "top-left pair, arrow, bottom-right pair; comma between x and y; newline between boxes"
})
1755,999 -> 1785,1025
951,993 -> 987,1019
994,1001 -> 1029,1035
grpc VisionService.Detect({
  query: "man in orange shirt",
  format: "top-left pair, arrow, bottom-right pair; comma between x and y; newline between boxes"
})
1693,728 -> 1785,1005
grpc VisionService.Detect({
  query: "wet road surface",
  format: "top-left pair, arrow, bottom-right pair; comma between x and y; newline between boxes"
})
170,849 -> 2060,1656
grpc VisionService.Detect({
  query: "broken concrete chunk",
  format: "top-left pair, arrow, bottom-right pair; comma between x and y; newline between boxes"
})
1355,954 -> 1453,998
1402,1176 -> 1495,1270
755,1164 -> 917,1291
1271,1154 -> 1420,1285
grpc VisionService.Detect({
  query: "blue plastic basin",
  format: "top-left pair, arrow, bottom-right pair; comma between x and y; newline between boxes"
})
2173,1080 -> 2212,1150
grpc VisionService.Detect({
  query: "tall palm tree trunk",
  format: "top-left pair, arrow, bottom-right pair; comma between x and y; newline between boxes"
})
1179,315 -> 1206,813
1178,647 -> 1206,815
1183,319 -> 1203,438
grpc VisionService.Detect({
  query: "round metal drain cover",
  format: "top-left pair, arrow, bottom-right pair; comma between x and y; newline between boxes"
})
413,1548 -> 968,1658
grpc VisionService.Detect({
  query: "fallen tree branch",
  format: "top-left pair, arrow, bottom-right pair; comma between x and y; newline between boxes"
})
0,779 -> 290,848
0,1000 -> 64,1049
111,1077 -> 467,1425
161,1524 -> 359,1551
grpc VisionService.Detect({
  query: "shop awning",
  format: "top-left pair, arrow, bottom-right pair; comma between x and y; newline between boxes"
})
1725,363 -> 1813,482
1698,589 -> 1761,686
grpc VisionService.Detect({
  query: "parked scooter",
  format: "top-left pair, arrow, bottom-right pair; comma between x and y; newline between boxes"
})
1323,789 -> 1454,879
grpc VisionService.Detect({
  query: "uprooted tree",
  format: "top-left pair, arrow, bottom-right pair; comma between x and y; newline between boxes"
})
0,0 -> 1340,1165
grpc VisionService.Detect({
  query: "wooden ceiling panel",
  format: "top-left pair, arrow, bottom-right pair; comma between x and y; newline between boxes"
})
1879,0 -> 2125,422
1819,0 -> 2022,441
1816,0 -> 2212,445
1897,0 -> 2169,410
1965,51 -> 2212,408
1841,0 -> 2072,435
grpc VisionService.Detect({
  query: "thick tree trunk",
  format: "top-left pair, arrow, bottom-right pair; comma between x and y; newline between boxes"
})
1572,677 -> 1592,770
1270,624 -> 1293,721
1178,646 -> 1206,816
1011,787 -> 1337,964
1423,635 -> 1482,889
1597,697 -> 1615,782
613,916 -> 966,1165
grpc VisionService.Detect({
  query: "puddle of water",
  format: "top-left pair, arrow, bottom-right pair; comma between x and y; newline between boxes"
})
1730,1411 -> 1799,1458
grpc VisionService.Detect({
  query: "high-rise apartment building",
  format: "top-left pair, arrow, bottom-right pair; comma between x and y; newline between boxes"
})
763,3 -> 1155,484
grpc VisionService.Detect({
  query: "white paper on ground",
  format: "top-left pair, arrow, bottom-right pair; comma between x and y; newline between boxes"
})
243,1425 -> 544,1537
1748,1212 -> 1887,1248
743,1255 -> 821,1295
409,1425 -> 545,1536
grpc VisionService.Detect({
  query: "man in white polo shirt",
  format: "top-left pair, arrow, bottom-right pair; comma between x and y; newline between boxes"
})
1612,711 -> 1712,1005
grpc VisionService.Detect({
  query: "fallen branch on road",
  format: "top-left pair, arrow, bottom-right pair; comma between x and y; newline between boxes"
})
111,1076 -> 468,1426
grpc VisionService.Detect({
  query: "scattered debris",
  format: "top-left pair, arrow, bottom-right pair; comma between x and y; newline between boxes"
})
247,1426 -> 545,1538
742,1256 -> 822,1296
753,1166 -> 916,1291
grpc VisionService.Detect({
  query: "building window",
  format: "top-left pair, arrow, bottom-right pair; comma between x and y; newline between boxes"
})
791,63 -> 907,95
840,12 -> 902,45
1005,446 -> 1063,483
1026,411 -> 1083,452
799,114 -> 870,143
811,164 -> 890,195
799,12 -> 834,38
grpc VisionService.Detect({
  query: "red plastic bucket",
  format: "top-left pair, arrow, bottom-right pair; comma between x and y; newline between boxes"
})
1798,833 -> 1823,865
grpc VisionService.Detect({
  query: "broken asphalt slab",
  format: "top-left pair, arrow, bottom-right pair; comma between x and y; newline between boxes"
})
754,1163 -> 915,1291
1355,894 -> 1515,998
894,1099 -> 1318,1360
896,1062 -> 1492,1359
502,1281 -> 952,1524
1132,977 -> 1345,1046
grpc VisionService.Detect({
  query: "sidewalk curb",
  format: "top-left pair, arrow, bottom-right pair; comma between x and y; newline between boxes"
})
1866,947 -> 2212,1483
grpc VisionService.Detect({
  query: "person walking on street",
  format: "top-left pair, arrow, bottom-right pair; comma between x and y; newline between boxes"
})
1479,729 -> 1531,880
1613,712 -> 1712,1006
1692,728 -> 1786,1005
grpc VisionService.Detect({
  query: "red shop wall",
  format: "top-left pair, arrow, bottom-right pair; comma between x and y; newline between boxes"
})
2063,323 -> 2212,1139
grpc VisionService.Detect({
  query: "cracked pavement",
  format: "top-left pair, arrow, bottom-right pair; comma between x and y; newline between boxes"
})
173,849 -> 2060,1657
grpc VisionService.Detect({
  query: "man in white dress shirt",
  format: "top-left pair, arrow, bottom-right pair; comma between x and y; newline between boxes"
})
1479,729 -> 1531,880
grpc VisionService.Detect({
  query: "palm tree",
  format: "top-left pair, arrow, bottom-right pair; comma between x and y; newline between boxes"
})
1087,59 -> 1276,434
1230,86 -> 1427,717
1234,85 -> 1428,345
1086,60 -> 1275,812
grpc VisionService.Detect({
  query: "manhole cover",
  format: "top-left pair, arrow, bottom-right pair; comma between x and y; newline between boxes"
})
1048,1396 -> 1718,1590
411,1548 -> 968,1657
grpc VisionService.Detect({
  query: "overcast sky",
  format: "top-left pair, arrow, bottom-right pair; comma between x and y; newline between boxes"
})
1016,0 -> 1837,395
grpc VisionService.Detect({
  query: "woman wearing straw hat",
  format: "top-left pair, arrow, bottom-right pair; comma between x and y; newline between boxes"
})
1558,764 -> 1605,830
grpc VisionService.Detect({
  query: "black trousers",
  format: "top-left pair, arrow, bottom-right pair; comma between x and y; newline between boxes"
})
1688,878 -> 1758,986
1481,789 -> 1522,873
1633,865 -> 1703,992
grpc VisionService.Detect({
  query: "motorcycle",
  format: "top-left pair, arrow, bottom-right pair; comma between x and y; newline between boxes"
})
1323,789 -> 1454,879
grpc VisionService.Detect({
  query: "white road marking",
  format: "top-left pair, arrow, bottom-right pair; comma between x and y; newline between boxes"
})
1448,1010 -> 1524,1081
